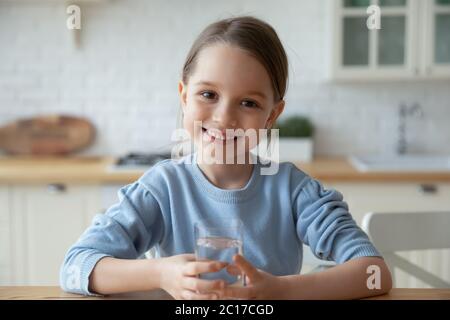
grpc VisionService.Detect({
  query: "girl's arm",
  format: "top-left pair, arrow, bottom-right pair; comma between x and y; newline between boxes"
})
89,254 -> 229,299
222,255 -> 392,300
61,182 -> 165,296
88,257 -> 163,294
61,181 -> 221,299
279,256 -> 392,299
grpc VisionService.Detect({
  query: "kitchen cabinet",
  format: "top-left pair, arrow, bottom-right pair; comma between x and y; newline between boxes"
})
4,184 -> 101,285
325,182 -> 450,224
423,0 -> 450,77
0,186 -> 12,284
328,0 -> 450,80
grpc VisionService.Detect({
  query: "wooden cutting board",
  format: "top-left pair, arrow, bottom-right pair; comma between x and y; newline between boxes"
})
0,115 -> 96,155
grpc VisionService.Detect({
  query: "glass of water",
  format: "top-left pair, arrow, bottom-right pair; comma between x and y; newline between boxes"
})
194,218 -> 245,287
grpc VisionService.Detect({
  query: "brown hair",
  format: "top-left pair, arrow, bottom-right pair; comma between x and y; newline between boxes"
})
181,16 -> 288,102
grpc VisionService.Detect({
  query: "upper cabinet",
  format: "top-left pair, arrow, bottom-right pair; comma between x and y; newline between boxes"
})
327,0 -> 450,81
426,0 -> 450,77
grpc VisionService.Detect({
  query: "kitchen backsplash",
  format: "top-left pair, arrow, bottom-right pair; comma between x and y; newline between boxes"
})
1,0 -> 449,157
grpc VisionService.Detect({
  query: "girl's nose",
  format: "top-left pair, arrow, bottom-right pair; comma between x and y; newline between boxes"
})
212,101 -> 237,127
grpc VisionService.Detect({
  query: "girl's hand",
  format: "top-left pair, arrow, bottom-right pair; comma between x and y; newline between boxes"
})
221,254 -> 285,300
158,254 -> 228,300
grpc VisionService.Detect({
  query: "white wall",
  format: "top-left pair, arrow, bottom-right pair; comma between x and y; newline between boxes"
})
1,0 -> 449,156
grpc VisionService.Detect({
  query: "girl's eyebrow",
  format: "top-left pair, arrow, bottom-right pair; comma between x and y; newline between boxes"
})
194,80 -> 217,87
246,90 -> 267,100
194,80 -> 268,100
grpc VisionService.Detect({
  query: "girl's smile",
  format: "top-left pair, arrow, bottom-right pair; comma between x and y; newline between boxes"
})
201,127 -> 239,144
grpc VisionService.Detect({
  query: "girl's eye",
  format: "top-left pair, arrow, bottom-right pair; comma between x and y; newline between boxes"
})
241,100 -> 258,108
200,91 -> 217,100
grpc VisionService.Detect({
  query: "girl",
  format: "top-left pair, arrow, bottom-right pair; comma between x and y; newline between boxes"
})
60,16 -> 392,300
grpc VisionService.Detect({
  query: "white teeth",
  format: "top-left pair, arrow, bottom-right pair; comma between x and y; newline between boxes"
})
206,129 -> 235,141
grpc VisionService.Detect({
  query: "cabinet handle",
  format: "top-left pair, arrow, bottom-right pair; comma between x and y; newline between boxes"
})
47,183 -> 67,194
419,184 -> 437,195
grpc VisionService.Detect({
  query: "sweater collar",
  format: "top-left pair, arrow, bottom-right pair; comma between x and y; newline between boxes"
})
189,152 -> 261,204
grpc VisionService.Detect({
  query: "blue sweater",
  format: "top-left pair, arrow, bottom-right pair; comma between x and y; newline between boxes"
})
60,153 -> 381,295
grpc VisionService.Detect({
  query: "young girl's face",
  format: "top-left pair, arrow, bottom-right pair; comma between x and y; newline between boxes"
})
179,43 -> 284,163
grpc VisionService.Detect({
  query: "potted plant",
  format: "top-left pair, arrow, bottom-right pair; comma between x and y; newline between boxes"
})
274,115 -> 315,162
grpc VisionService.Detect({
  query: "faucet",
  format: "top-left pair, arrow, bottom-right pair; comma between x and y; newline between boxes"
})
397,103 -> 424,155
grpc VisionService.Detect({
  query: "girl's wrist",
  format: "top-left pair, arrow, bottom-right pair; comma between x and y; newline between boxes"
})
275,274 -> 300,299
144,257 -> 166,290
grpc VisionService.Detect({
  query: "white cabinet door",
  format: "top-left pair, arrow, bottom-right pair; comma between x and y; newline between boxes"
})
423,0 -> 450,77
328,0 -> 418,80
328,0 -> 450,80
326,182 -> 450,225
0,185 -> 12,285
10,184 -> 100,285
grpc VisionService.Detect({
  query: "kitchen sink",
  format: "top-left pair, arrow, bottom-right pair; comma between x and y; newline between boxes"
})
349,155 -> 450,172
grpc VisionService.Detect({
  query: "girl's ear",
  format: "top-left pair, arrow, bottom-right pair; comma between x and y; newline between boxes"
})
178,80 -> 187,110
266,100 -> 285,129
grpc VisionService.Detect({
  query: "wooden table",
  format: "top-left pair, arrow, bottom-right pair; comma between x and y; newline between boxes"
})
1,287 -> 449,300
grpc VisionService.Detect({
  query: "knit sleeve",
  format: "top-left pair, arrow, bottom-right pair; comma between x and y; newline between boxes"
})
293,177 -> 382,264
59,181 -> 164,296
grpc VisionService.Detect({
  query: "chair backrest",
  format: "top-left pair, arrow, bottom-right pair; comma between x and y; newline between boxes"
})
362,211 -> 450,252
362,211 -> 450,288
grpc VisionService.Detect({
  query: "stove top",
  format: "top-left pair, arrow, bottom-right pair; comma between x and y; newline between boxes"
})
110,152 -> 172,171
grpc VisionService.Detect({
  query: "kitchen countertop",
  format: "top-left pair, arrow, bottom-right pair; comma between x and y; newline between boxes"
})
0,156 -> 135,184
1,156 -> 450,184
1,287 -> 449,300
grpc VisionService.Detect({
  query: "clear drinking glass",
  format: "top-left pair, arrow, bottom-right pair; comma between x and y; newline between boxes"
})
194,218 -> 245,287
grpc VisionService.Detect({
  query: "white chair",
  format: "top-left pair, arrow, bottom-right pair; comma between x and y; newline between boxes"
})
362,211 -> 450,288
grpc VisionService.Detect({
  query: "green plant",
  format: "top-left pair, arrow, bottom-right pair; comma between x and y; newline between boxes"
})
274,116 -> 314,138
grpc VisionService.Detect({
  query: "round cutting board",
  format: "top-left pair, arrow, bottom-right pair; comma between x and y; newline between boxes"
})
0,115 -> 96,155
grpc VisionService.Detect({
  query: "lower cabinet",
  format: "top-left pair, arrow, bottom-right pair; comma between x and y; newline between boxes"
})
2,184 -> 101,285
0,185 -> 12,284
325,182 -> 450,225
